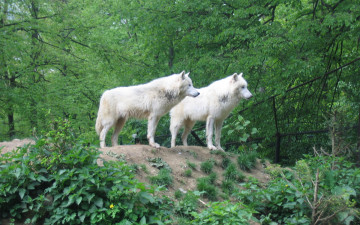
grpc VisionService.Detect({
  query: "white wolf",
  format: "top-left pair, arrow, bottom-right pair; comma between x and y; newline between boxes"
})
96,71 -> 200,148
170,73 -> 252,151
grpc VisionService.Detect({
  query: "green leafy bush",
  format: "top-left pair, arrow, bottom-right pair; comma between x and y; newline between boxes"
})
200,159 -> 215,174
236,155 -> 360,224
186,160 -> 197,170
224,163 -> 245,182
190,201 -> 255,225
149,168 -> 173,187
174,191 -> 202,220
197,176 -> 218,201
0,118 -> 173,224
221,157 -> 231,169
237,151 -> 258,171
184,169 -> 192,177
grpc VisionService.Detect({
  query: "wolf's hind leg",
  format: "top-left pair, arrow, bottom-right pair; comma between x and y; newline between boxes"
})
111,117 -> 126,146
99,120 -> 114,148
170,119 -> 182,148
181,120 -> 196,146
147,114 -> 161,148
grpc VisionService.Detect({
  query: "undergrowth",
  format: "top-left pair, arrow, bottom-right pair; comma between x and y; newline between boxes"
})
0,118 -> 172,224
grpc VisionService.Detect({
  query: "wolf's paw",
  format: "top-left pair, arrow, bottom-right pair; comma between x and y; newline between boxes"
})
150,142 -> 160,149
216,146 -> 225,152
208,145 -> 217,151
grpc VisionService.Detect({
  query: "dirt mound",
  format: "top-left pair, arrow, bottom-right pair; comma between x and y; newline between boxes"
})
0,139 -> 270,202
98,145 -> 270,200
0,139 -> 35,154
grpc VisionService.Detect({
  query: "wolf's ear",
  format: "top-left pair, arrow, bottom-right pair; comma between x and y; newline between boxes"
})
232,73 -> 238,81
180,71 -> 186,80
185,72 -> 190,77
238,72 -> 243,77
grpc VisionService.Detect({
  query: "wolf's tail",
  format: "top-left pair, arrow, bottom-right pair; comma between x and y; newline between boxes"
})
95,114 -> 102,135
95,97 -> 103,135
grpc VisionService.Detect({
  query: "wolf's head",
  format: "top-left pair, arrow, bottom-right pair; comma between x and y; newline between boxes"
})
231,73 -> 253,99
178,71 -> 200,97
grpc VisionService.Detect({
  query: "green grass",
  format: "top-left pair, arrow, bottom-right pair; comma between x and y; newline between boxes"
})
224,163 -> 245,182
197,176 -> 218,201
237,151 -> 258,171
200,159 -> 215,174
149,168 -> 173,187
186,160 -> 197,170
184,169 -> 192,177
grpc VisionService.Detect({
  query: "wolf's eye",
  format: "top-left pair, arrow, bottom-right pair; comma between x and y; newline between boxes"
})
189,84 -> 191,87
241,86 -> 245,89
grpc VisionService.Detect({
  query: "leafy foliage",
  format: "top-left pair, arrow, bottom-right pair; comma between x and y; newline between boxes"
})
236,155 -> 360,224
190,201 -> 255,225
0,119 -> 172,224
149,168 -> 173,187
200,159 -> 215,174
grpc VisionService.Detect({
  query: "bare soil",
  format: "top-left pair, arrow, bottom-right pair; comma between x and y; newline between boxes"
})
98,144 -> 270,200
0,139 -> 35,155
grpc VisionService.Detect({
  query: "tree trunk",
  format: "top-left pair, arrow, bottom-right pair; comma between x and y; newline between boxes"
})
7,111 -> 15,139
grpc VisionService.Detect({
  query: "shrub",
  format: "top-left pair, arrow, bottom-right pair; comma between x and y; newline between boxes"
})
237,151 -> 257,171
0,118 -> 173,224
149,168 -> 173,187
221,180 -> 235,194
224,163 -> 245,182
200,159 -> 215,174
175,190 -> 183,199
221,157 -> 231,169
197,176 -> 218,201
186,160 -> 197,170
191,201 -> 255,225
184,169 -> 192,177
236,155 -> 360,225
174,191 -> 201,219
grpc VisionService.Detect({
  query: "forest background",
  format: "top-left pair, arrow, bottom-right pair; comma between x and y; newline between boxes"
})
1,0 -> 360,164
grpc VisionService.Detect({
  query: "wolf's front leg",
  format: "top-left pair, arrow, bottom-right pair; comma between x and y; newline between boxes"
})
147,114 -> 161,148
206,116 -> 217,150
214,120 -> 225,152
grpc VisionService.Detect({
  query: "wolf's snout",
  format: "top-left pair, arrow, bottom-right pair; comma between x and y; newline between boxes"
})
193,92 -> 200,97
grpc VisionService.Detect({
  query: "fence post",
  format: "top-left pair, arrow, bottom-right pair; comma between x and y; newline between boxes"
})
275,132 -> 281,163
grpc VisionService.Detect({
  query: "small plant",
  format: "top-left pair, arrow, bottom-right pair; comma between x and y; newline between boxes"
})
191,201 -> 255,225
221,179 -> 235,194
200,159 -> 215,174
208,172 -> 217,184
149,168 -> 173,187
140,164 -> 149,174
190,151 -> 198,159
221,157 -> 232,169
186,160 -> 197,170
224,163 -> 245,182
237,151 -> 257,171
197,176 -> 218,200
175,191 -> 201,219
147,157 -> 172,172
184,169 -> 192,177
175,190 -> 183,199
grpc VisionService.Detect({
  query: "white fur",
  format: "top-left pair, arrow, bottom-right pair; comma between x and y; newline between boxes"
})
96,71 -> 200,148
170,73 -> 252,151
